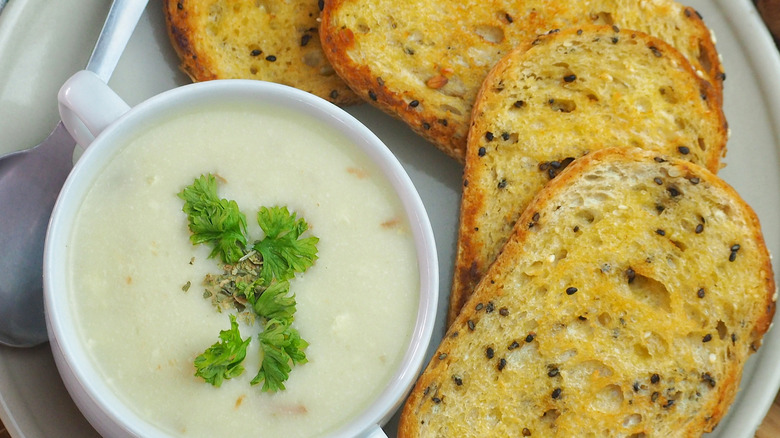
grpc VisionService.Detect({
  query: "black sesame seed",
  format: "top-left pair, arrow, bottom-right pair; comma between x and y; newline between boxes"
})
485,131 -> 494,141
177,1 -> 183,10
318,0 -> 324,10
438,118 -> 448,126
651,392 -> 659,402
654,156 -> 667,163
702,334 -> 713,342
633,382 -> 640,392
651,373 -> 660,384
611,36 -> 619,44
498,358 -> 507,371
654,177 -> 663,185
667,186 -> 681,197
514,100 -> 525,108
508,340 -> 520,350
664,399 -> 675,408
702,372 -> 716,387
525,333 -> 535,343
656,204 -> 666,214
532,212 -> 540,222
550,160 -> 562,169
695,223 -> 704,234
467,320 -> 476,331
432,397 -> 442,404
453,375 -> 463,386
409,100 -> 419,107
697,288 -> 706,298
265,55 -> 277,62
678,146 -> 690,155
690,177 -> 700,185
498,179 -> 507,189
300,34 -> 312,47
486,347 -> 495,359
548,367 -> 559,377
566,287 -> 578,295
573,226 -> 580,232
501,132 -> 510,141
563,74 -> 577,82
438,353 -> 448,360
626,267 -> 636,284
478,147 -> 487,157
499,307 -> 509,316
329,90 -> 339,99
522,428 -> 532,437
475,303 -> 484,311
368,90 -> 377,101
649,46 -> 663,57
422,122 -> 431,130
505,13 -> 514,23
250,49 -> 262,56
551,388 -> 562,399
656,229 -> 666,236
731,244 -> 741,252
486,302 -> 495,313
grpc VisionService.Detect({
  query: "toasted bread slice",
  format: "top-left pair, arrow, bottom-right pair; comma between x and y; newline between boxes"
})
400,147 -> 775,437
448,26 -> 728,325
320,0 -> 724,161
164,0 -> 360,105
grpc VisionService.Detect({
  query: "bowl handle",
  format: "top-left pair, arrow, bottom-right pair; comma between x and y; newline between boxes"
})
57,70 -> 131,149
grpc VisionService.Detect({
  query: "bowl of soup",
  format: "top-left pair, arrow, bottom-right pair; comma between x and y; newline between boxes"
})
44,70 -> 438,438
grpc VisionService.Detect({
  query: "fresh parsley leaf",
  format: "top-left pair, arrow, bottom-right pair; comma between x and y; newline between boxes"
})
253,206 -> 319,284
247,280 -> 296,325
250,319 -> 309,392
194,315 -> 251,387
178,174 -> 248,264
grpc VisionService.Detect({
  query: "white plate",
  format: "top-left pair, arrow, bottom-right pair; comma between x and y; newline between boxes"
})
0,0 -> 778,436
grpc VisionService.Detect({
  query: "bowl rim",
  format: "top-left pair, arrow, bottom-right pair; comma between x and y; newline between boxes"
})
44,79 -> 439,438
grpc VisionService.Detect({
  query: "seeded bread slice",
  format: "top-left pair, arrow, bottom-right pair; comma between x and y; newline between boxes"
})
164,0 -> 360,105
320,0 -> 724,161
399,147 -> 775,438
448,26 -> 728,325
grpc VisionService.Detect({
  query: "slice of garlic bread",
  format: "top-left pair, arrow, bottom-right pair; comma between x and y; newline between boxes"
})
320,0 -> 724,161
400,147 -> 775,438
164,0 -> 360,105
449,26 -> 728,324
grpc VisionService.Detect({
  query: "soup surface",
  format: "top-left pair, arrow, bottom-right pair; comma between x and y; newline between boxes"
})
67,104 -> 419,437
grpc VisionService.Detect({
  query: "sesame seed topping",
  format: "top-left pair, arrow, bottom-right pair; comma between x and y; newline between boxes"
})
452,375 -> 463,386
656,229 -> 666,236
508,340 -> 520,350
702,334 -> 713,342
695,224 -> 704,234
317,0 -> 324,10
501,132 -> 510,141
651,373 -> 660,384
250,49 -> 262,56
409,100 -> 419,107
478,147 -> 486,157
626,267 -> 636,284
468,320 -> 476,331
563,74 -> 577,82
486,347 -> 495,359
667,186 -> 681,197
514,100 -> 525,108
265,55 -> 277,62
475,303 -> 484,311
566,287 -> 578,295
485,132 -> 494,141
498,179 -> 507,189
300,34 -> 312,47
525,333 -> 536,343
432,396 -> 442,404
522,428 -> 532,436
368,90 -> 377,101
498,358 -> 507,371
499,307 -> 509,316
654,177 -> 663,185
548,367 -> 559,377
697,288 -> 706,298
551,388 -> 562,399
438,353 -> 448,360
678,146 -> 690,155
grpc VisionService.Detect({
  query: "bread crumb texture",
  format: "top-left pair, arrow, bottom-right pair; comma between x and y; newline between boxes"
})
164,0 -> 360,105
400,148 -> 775,438
449,25 -> 727,324
320,0 -> 724,160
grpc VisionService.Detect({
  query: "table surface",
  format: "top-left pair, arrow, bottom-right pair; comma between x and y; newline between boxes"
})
1,1 -> 780,437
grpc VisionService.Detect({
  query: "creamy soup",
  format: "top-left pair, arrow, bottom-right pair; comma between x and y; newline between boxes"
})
66,104 -> 420,437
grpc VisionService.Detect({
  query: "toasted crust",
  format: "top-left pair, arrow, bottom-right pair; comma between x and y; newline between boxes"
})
320,0 -> 724,161
400,147 -> 775,437
448,25 -> 728,325
164,0 -> 361,106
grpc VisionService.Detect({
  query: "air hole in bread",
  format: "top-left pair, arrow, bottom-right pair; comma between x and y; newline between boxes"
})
716,320 -> 728,340
670,239 -> 687,252
589,11 -> 614,25
303,51 -> 323,68
523,260 -> 544,277
628,273 -> 671,312
249,65 -> 258,75
439,104 -> 463,116
697,41 -> 713,76
475,25 -> 505,44
658,85 -> 678,104
634,343 -> 651,359
623,413 -> 643,428
597,312 -> 612,326
550,98 -> 576,113
627,433 -> 648,438
541,408 -> 561,425
645,331 -> 669,356
697,137 -> 707,151
577,209 -> 596,224
592,384 -> 624,412
684,303 -> 707,328
355,22 -> 370,33
635,97 -> 652,113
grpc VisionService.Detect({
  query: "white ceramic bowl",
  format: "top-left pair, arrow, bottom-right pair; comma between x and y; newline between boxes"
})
44,70 -> 438,438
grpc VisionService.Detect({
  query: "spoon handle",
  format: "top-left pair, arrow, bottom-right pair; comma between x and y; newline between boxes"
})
86,0 -> 150,83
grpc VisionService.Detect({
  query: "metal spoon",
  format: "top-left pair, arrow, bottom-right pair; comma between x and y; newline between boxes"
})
0,0 -> 149,348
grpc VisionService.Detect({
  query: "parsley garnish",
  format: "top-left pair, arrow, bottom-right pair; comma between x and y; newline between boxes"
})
193,315 -> 250,387
179,174 -> 318,392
